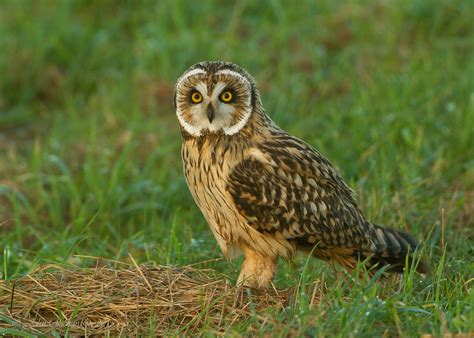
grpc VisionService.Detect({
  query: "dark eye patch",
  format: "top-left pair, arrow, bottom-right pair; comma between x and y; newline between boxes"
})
219,88 -> 237,103
189,90 -> 203,104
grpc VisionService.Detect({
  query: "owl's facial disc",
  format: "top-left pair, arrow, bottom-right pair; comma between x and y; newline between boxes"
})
175,68 -> 253,136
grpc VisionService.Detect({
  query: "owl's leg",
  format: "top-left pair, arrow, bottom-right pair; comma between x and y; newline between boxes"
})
237,247 -> 277,288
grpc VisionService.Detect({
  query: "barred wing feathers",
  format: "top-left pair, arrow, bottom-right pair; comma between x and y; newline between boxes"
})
227,136 -> 428,273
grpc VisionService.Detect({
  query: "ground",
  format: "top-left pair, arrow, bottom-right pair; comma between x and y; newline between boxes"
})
0,0 -> 473,335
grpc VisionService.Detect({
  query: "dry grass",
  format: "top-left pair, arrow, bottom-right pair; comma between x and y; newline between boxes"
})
0,261 -> 296,335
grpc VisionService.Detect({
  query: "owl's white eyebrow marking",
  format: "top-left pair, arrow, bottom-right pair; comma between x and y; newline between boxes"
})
176,68 -> 206,89
214,69 -> 250,88
195,82 -> 208,96
211,82 -> 227,100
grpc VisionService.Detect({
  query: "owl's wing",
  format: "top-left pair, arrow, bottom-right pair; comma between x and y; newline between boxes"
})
226,136 -> 378,253
227,136 -> 428,274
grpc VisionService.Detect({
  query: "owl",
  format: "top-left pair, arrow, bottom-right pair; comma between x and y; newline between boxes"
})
174,61 -> 428,288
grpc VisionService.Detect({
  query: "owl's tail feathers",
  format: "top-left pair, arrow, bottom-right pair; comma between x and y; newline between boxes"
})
362,225 -> 430,274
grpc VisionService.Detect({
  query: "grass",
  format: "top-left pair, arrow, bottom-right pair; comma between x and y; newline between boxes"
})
0,0 -> 473,335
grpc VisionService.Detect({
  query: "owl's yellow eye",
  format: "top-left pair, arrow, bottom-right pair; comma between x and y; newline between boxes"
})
220,91 -> 233,103
191,91 -> 203,103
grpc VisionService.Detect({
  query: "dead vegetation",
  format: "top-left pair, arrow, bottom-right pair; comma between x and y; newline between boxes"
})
0,262 -> 298,335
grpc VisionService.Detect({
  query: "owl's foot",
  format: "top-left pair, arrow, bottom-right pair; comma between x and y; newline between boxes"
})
237,248 -> 277,288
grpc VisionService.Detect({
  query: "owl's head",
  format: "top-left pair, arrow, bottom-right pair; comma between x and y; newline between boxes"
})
174,61 -> 259,137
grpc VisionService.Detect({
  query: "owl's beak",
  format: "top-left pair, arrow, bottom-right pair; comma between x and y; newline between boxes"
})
206,104 -> 215,123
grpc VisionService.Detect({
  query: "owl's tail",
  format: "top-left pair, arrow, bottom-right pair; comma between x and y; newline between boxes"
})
360,224 -> 430,274
298,224 -> 429,275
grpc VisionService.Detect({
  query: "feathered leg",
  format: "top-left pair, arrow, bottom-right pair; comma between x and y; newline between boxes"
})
237,246 -> 277,288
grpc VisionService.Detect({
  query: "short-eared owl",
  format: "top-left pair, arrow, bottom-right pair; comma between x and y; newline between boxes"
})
174,61 -> 428,288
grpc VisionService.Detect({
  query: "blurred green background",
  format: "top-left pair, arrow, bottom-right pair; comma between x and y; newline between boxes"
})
0,0 -> 473,335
